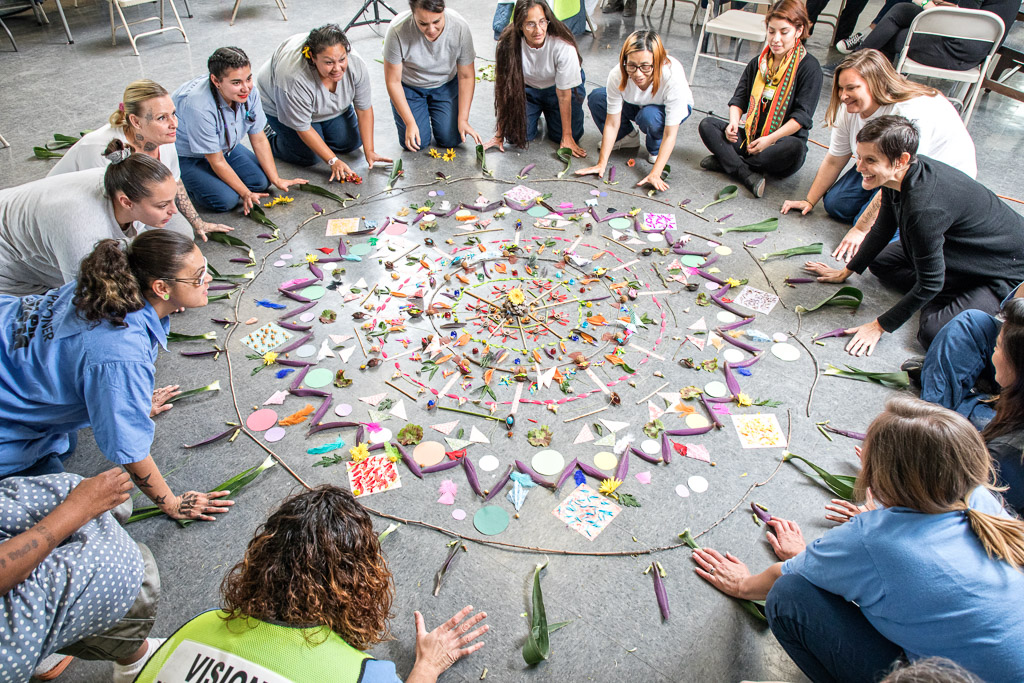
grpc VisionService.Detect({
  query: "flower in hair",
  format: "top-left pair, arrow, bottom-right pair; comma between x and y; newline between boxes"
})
118,102 -> 125,112
301,46 -> 312,59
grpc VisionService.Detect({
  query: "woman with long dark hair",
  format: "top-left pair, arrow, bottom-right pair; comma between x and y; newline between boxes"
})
694,397 -> 1024,682
135,486 -> 486,683
484,0 -> 586,157
0,230 -> 233,522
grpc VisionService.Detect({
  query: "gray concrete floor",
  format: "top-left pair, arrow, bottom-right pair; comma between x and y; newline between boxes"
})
2,2 -> 1024,681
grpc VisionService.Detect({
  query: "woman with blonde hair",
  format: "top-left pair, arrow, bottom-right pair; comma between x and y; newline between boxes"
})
697,0 -> 822,198
693,396 -> 1024,682
575,30 -> 693,192
780,49 -> 976,262
47,80 -> 232,242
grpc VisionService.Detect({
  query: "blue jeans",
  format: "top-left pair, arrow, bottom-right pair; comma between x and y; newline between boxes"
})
179,145 -> 270,213
525,71 -> 586,144
266,108 -> 362,166
822,166 -> 877,225
392,77 -> 462,150
921,309 -> 1000,429
767,574 -> 905,683
588,87 -> 688,156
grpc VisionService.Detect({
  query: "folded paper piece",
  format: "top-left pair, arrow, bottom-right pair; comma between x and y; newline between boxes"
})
338,347 -> 356,363
355,277 -> 368,289
648,401 -> 665,422
468,426 -> 490,444
359,393 -> 388,406
574,424 -> 595,445
390,399 -> 407,420
682,443 -> 711,463
686,335 -> 706,351
592,432 -> 616,447
688,317 -> 707,331
316,339 -> 334,361
599,418 -> 630,433
430,420 -> 459,435
635,472 -> 652,485
507,472 -> 536,511
263,390 -> 288,405
329,334 -> 354,345
445,437 -> 473,451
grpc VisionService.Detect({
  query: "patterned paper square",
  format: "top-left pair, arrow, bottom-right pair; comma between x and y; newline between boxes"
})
552,483 -> 622,541
347,455 -> 402,497
643,213 -> 677,233
239,322 -> 292,355
503,185 -> 542,206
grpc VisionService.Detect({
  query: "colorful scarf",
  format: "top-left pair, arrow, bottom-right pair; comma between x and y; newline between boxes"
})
745,43 -> 805,146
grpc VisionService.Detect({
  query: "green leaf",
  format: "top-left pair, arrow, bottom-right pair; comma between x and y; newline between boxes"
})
207,231 -> 253,253
547,620 -> 571,634
717,218 -> 779,235
166,380 -> 220,403
795,286 -> 864,313
33,146 -> 65,159
759,243 -> 823,261
617,492 -> 641,507
660,163 -> 671,181
782,452 -> 857,500
167,331 -> 217,343
476,144 -> 494,177
385,158 -> 404,191
556,147 -> 572,179
378,522 -> 401,542
523,562 -> 551,665
696,185 -> 738,213
297,183 -> 354,206
823,364 -> 909,389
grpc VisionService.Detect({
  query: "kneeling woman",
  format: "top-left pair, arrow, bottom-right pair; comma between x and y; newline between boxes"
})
486,0 -> 586,158
693,397 -> 1024,682
0,231 -> 234,522
576,30 -> 693,192
697,0 -> 821,198
136,486 -> 486,683
258,24 -> 391,183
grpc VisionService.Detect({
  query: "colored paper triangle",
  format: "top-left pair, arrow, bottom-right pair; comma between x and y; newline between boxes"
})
329,334 -> 354,345
263,390 -> 288,405
445,437 -> 473,450
359,392 -> 387,406
686,335 -> 706,351
647,401 -> 665,422
683,443 -> 711,463
339,346 -> 356,363
468,426 -> 490,444
593,433 -> 616,447
688,317 -> 707,331
430,420 -> 459,435
355,278 -> 368,289
600,418 -> 630,433
316,339 -> 334,361
573,424 -> 595,445
389,399 -> 407,420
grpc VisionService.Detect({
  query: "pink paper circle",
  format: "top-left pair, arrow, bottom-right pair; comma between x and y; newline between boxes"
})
299,311 -> 316,323
273,260 -> 287,267
452,509 -> 466,521
384,222 -> 407,235
264,426 -> 286,442
246,408 -> 278,432
335,403 -> 353,417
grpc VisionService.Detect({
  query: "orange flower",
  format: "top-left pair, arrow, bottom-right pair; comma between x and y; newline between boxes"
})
627,158 -> 636,167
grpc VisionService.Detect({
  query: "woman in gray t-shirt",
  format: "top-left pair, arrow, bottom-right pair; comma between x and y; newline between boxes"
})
257,24 -> 391,183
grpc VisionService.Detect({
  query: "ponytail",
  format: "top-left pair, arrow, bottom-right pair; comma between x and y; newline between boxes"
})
965,506 -> 1024,569
108,79 -> 169,134
74,231 -> 196,326
102,139 -> 172,203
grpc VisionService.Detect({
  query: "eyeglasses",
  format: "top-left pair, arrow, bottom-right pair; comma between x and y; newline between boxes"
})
524,19 -> 548,30
164,258 -> 208,288
624,62 -> 655,74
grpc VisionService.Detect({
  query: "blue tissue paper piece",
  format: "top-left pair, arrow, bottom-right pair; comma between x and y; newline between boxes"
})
573,469 -> 586,486
275,368 -> 296,378
737,368 -> 752,377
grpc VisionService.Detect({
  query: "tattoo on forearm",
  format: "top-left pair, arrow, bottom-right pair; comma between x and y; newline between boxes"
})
153,495 -> 167,506
131,472 -> 153,490
34,522 -> 57,547
177,492 -> 199,516
6,538 -> 38,562
175,182 -> 203,228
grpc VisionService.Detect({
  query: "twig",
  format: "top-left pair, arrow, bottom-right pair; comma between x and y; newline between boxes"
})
635,382 -> 669,404
385,380 -> 418,401
789,334 -> 820,418
563,405 -> 609,422
354,327 -> 367,358
601,235 -> 636,253
743,246 -> 788,310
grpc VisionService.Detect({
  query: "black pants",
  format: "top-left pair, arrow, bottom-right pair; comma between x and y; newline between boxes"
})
867,241 -> 1010,348
806,0 -> 871,43
859,3 -> 983,70
698,117 -> 808,180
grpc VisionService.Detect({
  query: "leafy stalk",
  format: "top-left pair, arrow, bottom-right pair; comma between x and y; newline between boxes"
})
165,380 -> 221,403
476,144 -> 494,177
696,185 -> 738,213
556,147 -> 572,178
385,159 -> 404,191
823,364 -> 910,389
717,217 -> 778,235
246,204 -> 281,232
795,286 -> 864,313
433,541 -> 465,596
166,331 -> 217,343
782,452 -> 857,501
523,562 -> 551,665
298,183 -> 357,207
759,243 -> 823,261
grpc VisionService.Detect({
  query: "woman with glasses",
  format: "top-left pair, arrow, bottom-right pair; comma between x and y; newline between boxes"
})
0,229 -> 235,522
697,0 -> 822,198
576,30 -> 693,192
0,141 -> 178,296
173,47 -> 306,214
485,0 -> 586,158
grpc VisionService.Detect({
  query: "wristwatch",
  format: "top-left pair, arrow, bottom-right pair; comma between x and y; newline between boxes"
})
328,156 -> 339,166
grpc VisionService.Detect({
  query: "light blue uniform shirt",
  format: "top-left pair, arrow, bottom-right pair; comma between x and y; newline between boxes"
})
0,282 -> 168,475
783,486 -> 1024,682
172,75 -> 268,159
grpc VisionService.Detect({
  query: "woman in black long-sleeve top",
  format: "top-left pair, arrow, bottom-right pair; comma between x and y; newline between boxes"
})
697,0 -> 822,198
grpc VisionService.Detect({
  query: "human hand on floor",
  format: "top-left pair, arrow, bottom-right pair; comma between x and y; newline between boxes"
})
825,499 -> 869,524
412,606 -> 488,680
781,199 -> 813,215
150,385 -> 180,417
365,151 -> 392,170
844,319 -> 885,357
803,261 -> 850,283
194,221 -> 233,242
166,490 -> 234,521
561,136 -> 587,158
766,517 -> 806,560
692,548 -> 751,599
482,135 -> 505,152
575,163 -> 606,179
833,225 -> 868,262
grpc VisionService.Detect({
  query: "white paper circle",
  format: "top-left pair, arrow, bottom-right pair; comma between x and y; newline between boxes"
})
335,403 -> 353,417
299,311 -> 317,323
722,348 -> 745,364
422,213 -> 437,222
532,449 -> 565,476
772,332 -> 789,343
704,380 -> 728,398
641,439 -> 661,455
452,509 -> 466,521
675,484 -> 690,497
685,413 -> 711,429
478,455 -> 500,472
648,233 -> 664,243
717,311 -> 738,324
273,260 -> 287,267
294,344 -> 317,357
264,426 -> 286,443
704,281 -> 720,290
281,254 -> 293,260
771,342 -> 801,362
369,428 -> 392,444
688,475 -> 709,493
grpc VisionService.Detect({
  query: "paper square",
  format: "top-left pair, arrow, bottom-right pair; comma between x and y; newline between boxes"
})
240,322 -> 292,355
643,213 -> 677,233
326,217 -> 361,236
734,286 -> 780,315
502,185 -> 542,205
552,483 -> 622,541
732,414 -> 788,449
347,454 -> 402,497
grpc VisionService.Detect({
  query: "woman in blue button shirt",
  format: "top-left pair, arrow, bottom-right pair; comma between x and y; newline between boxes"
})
692,396 -> 1024,683
173,47 -> 306,214
0,230 -> 234,522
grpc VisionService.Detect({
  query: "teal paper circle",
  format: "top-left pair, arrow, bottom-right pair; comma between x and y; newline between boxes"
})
473,506 -> 510,535
299,285 -> 326,300
304,368 -> 334,388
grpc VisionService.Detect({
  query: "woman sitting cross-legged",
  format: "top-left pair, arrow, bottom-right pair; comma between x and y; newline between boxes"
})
693,396 -> 1024,683
697,0 -> 822,198
134,485 -> 487,683
575,30 -> 693,193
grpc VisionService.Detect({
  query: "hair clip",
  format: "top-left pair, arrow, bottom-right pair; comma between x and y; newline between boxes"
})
118,102 -> 125,112
301,46 -> 312,59
107,147 -> 132,164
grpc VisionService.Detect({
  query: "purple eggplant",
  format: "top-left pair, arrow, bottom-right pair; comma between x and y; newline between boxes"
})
422,459 -> 461,474
278,321 -> 312,332
519,163 -> 536,177
630,446 -> 662,464
785,277 -> 816,285
355,425 -> 365,444
744,235 -> 769,247
207,283 -> 239,291
279,290 -> 311,303
661,431 -> 672,464
308,263 -> 324,280
576,461 -> 607,481
555,458 -> 580,489
276,359 -> 312,368
289,365 -> 311,391
699,394 -> 724,429
812,328 -> 852,342
608,165 -> 616,183
306,420 -> 358,438
664,426 -> 714,437
289,388 -> 330,398
310,395 -> 333,427
697,270 -> 727,286
484,465 -> 514,501
650,563 -> 670,620
395,443 -> 423,479
751,502 -> 771,524
281,278 -> 317,292
724,363 -> 741,396
462,457 -> 483,498
515,460 -> 556,489
822,424 -> 866,440
337,237 -> 347,255
615,448 -> 629,481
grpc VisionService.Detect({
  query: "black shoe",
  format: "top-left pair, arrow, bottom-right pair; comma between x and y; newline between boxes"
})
742,173 -> 766,198
901,356 -> 924,387
699,155 -> 725,173
602,0 -> 624,12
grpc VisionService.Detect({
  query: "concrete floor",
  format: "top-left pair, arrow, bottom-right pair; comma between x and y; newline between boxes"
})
2,1 -> 1023,681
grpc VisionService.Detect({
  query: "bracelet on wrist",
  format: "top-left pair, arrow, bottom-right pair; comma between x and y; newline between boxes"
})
328,156 -> 339,166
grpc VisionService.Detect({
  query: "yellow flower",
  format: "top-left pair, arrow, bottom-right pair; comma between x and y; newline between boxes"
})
301,46 -> 312,59
350,442 -> 370,463
428,148 -> 441,158
725,277 -> 742,288
599,477 -> 622,496
507,288 -> 525,305
262,351 -> 279,365
396,207 -> 410,217
305,253 -> 319,263
442,148 -> 456,162
737,393 -> 752,407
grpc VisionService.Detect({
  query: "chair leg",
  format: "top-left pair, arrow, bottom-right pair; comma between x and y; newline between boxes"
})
690,13 -> 709,81
180,0 -> 192,18
229,0 -> 242,25
167,0 -> 188,41
0,131 -> 9,148
586,10 -> 596,30
0,17 -> 17,51
109,0 -> 117,44
51,0 -> 73,42
114,1 -> 140,55
274,0 -> 287,20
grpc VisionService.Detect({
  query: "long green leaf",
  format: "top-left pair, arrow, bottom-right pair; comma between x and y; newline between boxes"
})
759,243 -> 823,261
717,217 -> 778,235
795,286 -> 864,313
297,183 -> 355,206
475,144 -> 494,177
246,204 -> 281,232
678,529 -> 766,620
166,380 -> 221,403
556,147 -> 572,178
33,147 -> 65,159
782,452 -> 856,500
522,562 -> 550,665
385,158 -> 404,191
824,364 -> 910,389
696,185 -> 738,213
167,331 -> 217,343
206,232 -> 253,253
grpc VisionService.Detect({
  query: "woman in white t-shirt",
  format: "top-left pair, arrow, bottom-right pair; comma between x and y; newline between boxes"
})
781,49 -> 976,262
576,30 -> 693,192
485,0 -> 587,158
47,80 -> 231,243
257,24 -> 391,183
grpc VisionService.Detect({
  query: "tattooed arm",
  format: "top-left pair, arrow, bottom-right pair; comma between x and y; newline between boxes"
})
174,180 -> 234,242
0,468 -> 132,595
124,455 -> 234,521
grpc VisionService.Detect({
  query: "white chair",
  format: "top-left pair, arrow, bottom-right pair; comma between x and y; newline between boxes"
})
229,0 -> 287,26
109,0 -> 188,56
641,0 -> 700,25
690,0 -> 772,82
894,6 -> 1005,125
813,0 -> 848,46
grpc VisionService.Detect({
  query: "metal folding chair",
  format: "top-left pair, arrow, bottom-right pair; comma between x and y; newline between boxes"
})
690,0 -> 771,82
108,0 -> 188,55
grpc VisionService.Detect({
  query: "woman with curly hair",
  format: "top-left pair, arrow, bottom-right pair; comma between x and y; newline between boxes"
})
135,486 -> 488,683
257,24 -> 391,183
0,229 -> 233,523
484,0 -> 586,158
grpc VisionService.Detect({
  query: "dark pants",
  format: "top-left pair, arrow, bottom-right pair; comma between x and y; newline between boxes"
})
921,309 -> 1000,427
859,2 -> 979,70
265,107 -> 362,166
588,87 -> 689,156
871,0 -> 909,25
767,573 -> 905,683
806,0 -> 871,43
525,71 -> 586,145
0,432 -> 77,481
867,240 -> 1010,348
822,166 -> 877,225
179,145 -> 270,213
697,116 -> 808,180
392,77 -> 462,150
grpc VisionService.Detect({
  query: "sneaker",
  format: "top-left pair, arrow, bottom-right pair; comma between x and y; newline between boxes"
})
612,128 -> 640,150
901,356 -> 924,387
647,152 -> 658,164
602,0 -> 624,12
835,32 -> 865,54
699,155 -> 725,173
34,655 -> 73,681
112,638 -> 165,683
743,173 -> 766,198
623,0 -> 636,17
